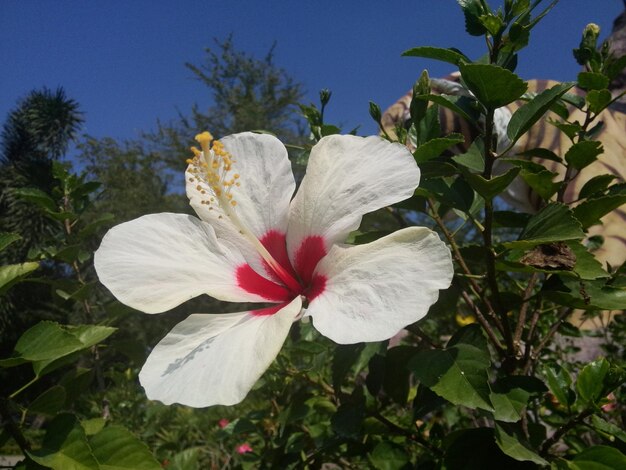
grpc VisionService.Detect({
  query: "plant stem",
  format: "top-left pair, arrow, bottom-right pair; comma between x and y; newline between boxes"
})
405,323 -> 442,349
513,272 -> 539,353
461,291 -> 505,355
9,377 -> 38,400
0,397 -> 30,454
427,199 -> 503,333
539,408 -> 593,456
481,107 -> 514,356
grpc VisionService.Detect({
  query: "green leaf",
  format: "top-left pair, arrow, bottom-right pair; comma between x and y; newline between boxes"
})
541,363 -> 575,408
412,93 -> 480,127
402,46 -> 469,65
167,448 -> 201,470
519,169 -> 561,201
29,385 -> 67,416
0,322 -> 116,378
494,424 -> 548,465
490,376 -> 547,423
589,415 -> 626,444
543,277 -> 626,310
457,0 -> 487,36
504,203 -> 584,250
459,63 -> 527,108
27,413 -> 99,470
587,89 -> 612,114
494,210 -> 530,228
0,262 -> 39,294
503,158 -> 561,200
573,193 -> 626,229
0,233 -> 22,253
409,325 -> 493,411
579,174 -> 617,199
412,134 -> 465,163
577,72 -> 610,91
368,441 -> 409,470
568,242 -> 609,280
570,446 -> 626,470
576,358 -> 609,405
462,166 -> 520,200
452,139 -> 485,172
507,82 -> 575,144
65,325 -> 117,350
0,322 -> 83,365
565,141 -> 603,170
14,187 -> 58,212
90,425 -> 161,470
479,13 -> 505,36
81,419 -> 106,437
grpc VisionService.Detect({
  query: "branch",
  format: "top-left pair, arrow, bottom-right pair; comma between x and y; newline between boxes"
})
539,408 -> 593,456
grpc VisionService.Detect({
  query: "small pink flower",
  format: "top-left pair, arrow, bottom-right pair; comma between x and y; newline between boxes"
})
218,418 -> 230,428
236,443 -> 253,454
601,392 -> 617,412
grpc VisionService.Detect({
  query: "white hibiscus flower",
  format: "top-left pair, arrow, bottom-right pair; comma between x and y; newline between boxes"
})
95,131 -> 453,407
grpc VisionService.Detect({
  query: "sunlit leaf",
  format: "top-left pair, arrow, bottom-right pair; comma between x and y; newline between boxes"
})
504,203 -> 584,250
402,46 -> 469,65
507,82 -> 575,144
459,63 -> 527,108
0,262 -> 39,294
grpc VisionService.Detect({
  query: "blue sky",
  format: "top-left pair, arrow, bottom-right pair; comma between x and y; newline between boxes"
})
1,0 -> 623,148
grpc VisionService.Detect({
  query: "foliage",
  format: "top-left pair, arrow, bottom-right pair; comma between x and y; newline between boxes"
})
2,1 -> 626,469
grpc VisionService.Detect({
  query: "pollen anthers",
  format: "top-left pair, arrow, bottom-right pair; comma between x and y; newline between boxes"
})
187,131 -> 240,210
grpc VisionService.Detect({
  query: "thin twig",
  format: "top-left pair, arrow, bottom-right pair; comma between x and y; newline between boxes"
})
386,207 -> 409,228
523,307 -> 572,374
461,291 -> 505,355
513,273 -> 539,352
427,198 -> 503,332
405,323 -> 442,349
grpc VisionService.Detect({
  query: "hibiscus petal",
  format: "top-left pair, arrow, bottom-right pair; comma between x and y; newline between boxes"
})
138,296 -> 303,407
186,132 -> 295,274
95,213 -> 271,313
307,227 -> 453,344
287,135 -> 419,272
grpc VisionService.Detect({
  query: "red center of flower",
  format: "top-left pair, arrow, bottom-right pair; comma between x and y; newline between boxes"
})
235,230 -> 327,308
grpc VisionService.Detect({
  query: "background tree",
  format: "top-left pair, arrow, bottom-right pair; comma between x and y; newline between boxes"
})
0,88 -> 83,354
148,36 -> 307,172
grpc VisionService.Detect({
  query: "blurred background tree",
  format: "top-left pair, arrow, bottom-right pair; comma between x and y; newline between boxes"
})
0,88 -> 83,354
